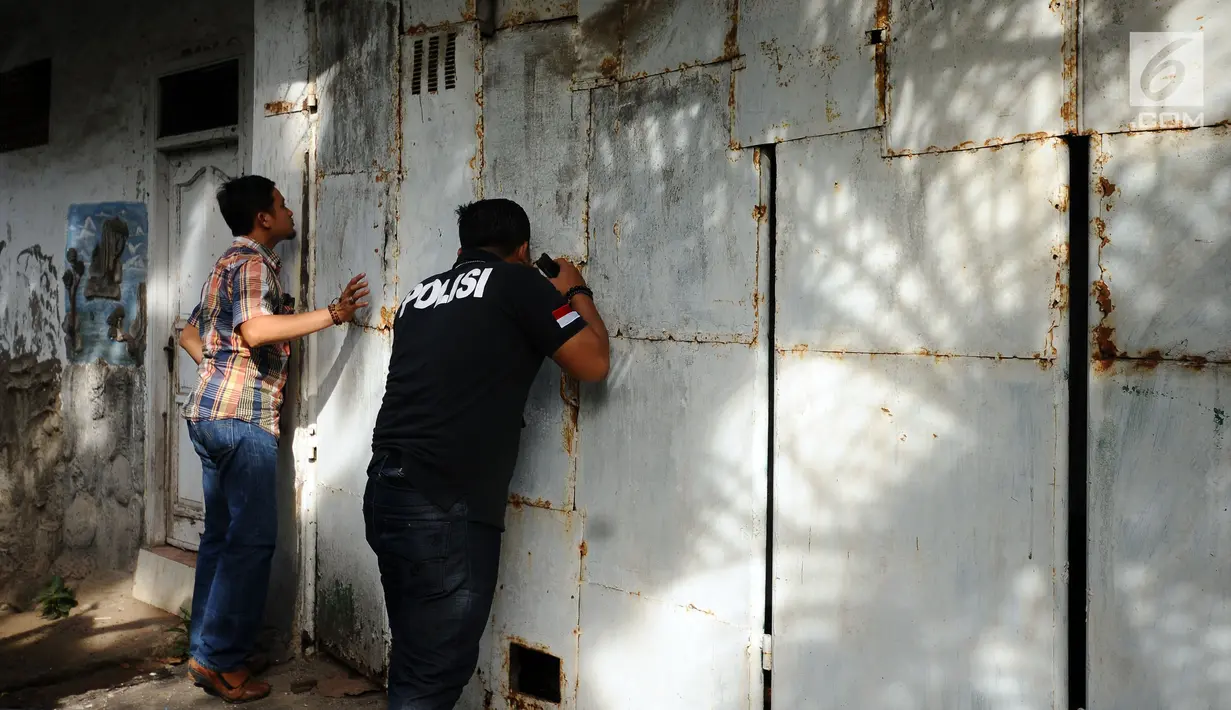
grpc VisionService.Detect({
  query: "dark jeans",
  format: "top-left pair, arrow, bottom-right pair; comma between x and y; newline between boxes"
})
363,469 -> 502,710
186,418 -> 278,673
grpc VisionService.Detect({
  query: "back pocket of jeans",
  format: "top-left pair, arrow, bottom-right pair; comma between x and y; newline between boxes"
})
380,520 -> 455,599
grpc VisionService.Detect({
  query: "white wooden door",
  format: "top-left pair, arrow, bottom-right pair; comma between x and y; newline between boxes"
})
166,143 -> 238,551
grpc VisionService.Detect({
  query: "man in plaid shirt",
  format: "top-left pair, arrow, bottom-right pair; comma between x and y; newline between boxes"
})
178,175 -> 368,703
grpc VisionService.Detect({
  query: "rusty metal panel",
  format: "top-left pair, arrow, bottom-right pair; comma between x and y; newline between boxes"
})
776,130 -> 1068,359
482,20 -> 588,261
1082,0 -> 1231,133
577,338 -> 767,632
1089,128 -> 1231,363
578,583 -> 760,709
315,174 -> 397,330
772,351 -> 1064,708
315,0 -> 400,174
484,505 -> 582,709
404,0 -> 476,30
734,0 -> 880,145
1089,364 -> 1231,710
397,26 -> 482,290
619,0 -> 736,79
589,65 -> 761,341
310,328 -> 391,496
254,0 -> 309,114
885,0 -> 1073,155
310,327 -> 391,672
509,363 -> 575,509
575,0 -> 623,83
574,0 -> 735,83
497,0 -> 577,29
315,485 -> 388,675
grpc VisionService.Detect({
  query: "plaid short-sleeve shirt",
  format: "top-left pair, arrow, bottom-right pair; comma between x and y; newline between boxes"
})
181,237 -> 292,437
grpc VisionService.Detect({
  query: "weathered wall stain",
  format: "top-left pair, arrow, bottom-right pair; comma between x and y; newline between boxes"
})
62,248 -> 86,355
0,355 -> 66,605
13,245 -> 61,359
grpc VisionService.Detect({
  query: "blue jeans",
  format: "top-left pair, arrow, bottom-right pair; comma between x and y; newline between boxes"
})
186,418 -> 279,673
363,459 -> 502,710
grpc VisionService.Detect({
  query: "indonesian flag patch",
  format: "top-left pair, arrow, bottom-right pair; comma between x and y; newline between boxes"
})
553,304 -> 580,328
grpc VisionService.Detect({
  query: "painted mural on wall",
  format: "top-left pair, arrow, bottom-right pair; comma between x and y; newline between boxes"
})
63,203 -> 148,366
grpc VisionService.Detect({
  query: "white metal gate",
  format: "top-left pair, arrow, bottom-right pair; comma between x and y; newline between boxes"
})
299,1 -> 1231,708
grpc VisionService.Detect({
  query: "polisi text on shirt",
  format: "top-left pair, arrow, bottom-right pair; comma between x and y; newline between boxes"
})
398,267 -> 494,317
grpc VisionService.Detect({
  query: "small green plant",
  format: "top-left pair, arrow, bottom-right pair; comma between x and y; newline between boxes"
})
34,576 -> 77,620
166,605 -> 192,659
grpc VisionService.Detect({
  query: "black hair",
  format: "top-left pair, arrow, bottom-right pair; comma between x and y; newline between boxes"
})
455,198 -> 531,255
216,175 -> 277,236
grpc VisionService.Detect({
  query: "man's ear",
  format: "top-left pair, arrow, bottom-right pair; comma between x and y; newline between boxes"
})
516,242 -> 530,264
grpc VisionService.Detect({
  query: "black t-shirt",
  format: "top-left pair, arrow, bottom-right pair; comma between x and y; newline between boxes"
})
370,248 -> 587,528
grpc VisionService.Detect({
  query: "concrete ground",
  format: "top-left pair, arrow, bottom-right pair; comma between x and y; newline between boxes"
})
48,657 -> 386,709
0,571 -> 183,707
0,573 -> 386,710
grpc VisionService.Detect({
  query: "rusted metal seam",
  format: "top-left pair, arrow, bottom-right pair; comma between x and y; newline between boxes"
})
581,89 -> 593,264
353,322 -> 393,335
615,333 -> 755,346
775,348 -> 1058,362
883,132 -> 1064,159
1059,0 -> 1079,133
395,0 -> 405,177
312,169 -> 397,178
585,582 -> 737,626
1093,119 -> 1231,138
1097,354 -> 1231,367
733,123 -> 880,151
473,23 -> 486,197
874,0 -> 890,126
571,53 -> 744,93
405,13 -> 480,36
508,494 -> 570,513
495,13 -> 579,32
318,484 -> 363,499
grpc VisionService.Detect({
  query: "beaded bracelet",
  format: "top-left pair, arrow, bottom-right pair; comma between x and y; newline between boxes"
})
565,285 -> 594,301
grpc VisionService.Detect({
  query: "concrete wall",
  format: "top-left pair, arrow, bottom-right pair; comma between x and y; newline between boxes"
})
0,0 -> 252,604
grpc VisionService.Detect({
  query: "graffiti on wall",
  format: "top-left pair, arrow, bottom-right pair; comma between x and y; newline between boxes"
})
63,203 -> 148,366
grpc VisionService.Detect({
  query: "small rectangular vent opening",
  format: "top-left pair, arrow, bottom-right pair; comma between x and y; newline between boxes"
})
427,35 -> 441,93
444,33 -> 458,90
509,643 -> 561,704
411,38 -> 425,95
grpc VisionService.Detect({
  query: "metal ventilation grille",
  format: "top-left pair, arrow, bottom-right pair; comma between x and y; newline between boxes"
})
444,33 -> 457,90
410,32 -> 459,95
411,38 -> 425,95
427,35 -> 440,93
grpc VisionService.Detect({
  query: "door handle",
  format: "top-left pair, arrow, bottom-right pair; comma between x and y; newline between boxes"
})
164,335 -> 176,373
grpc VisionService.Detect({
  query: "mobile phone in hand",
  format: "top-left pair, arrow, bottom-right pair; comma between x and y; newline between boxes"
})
535,253 -> 560,278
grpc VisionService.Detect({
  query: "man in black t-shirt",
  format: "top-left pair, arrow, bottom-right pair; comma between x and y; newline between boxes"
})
364,198 -> 610,710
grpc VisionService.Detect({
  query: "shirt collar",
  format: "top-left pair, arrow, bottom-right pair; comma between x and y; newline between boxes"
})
452,248 -> 505,268
234,236 -> 282,271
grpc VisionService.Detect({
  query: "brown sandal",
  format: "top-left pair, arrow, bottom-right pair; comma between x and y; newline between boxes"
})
188,658 -> 272,703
